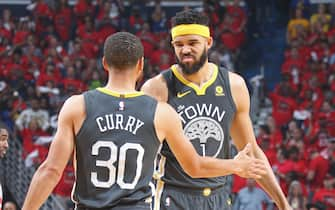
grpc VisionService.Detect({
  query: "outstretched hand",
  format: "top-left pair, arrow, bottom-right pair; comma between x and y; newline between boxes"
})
233,143 -> 267,179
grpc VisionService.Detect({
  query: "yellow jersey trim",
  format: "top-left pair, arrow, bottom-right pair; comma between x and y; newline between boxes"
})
96,87 -> 144,98
171,64 -> 218,95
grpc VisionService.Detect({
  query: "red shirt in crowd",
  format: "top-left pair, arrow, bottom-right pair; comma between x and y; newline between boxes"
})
20,127 -> 50,165
232,175 -> 247,194
34,1 -> 53,35
53,164 -> 75,197
73,0 -> 95,26
269,93 -> 297,127
54,6 -> 73,42
313,188 -> 335,210
276,159 -> 295,195
308,154 -> 330,189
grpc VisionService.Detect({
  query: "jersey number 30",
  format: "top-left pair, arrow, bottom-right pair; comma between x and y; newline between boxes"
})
91,141 -> 144,189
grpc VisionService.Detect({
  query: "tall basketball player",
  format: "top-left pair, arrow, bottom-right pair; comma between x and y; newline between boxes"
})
22,32 -> 267,210
142,10 -> 291,210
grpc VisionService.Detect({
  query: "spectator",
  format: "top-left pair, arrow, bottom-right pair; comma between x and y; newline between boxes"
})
62,65 -> 86,93
233,179 -> 274,210
286,126 -> 306,155
306,201 -> 326,210
287,180 -> 307,210
136,22 -> 157,61
310,4 -> 331,33
52,161 -> 75,210
212,44 -> 235,70
88,70 -> 103,90
329,2 -> 335,27
0,128 -> 9,210
287,8 -> 310,44
76,16 -> 100,59
225,0 -> 247,45
312,175 -> 335,210
231,174 -> 247,198
1,9 -> 14,33
257,124 -> 277,164
33,0 -> 54,36
309,115 -> 331,152
269,83 -> 298,129
3,201 -> 17,210
13,18 -> 31,46
0,90 -> 24,132
54,0 -> 73,42
287,146 -> 307,180
15,97 -> 50,132
281,47 -> 305,84
95,0 -> 118,43
36,62 -> 61,87
150,39 -> 173,68
289,0 -> 311,18
306,138 -> 333,191
150,4 -> 167,33
128,6 -> 144,34
273,147 -> 296,195
73,0 -> 95,26
265,116 -> 283,149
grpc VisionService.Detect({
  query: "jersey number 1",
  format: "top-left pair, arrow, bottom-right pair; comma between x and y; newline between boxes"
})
91,141 -> 144,189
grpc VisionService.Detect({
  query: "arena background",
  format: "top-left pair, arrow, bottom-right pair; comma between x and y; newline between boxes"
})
0,0 -> 334,209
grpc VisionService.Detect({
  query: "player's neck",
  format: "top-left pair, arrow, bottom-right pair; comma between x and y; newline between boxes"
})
105,72 -> 137,93
178,61 -> 213,87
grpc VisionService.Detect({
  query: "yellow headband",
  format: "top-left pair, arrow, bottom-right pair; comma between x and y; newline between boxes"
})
171,24 -> 210,40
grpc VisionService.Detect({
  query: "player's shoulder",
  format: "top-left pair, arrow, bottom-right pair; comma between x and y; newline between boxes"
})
61,94 -> 85,115
141,74 -> 168,102
64,94 -> 84,106
142,74 -> 167,90
228,71 -> 247,89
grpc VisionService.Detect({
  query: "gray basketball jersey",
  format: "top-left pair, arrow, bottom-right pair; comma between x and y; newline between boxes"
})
72,88 -> 160,208
159,64 -> 236,189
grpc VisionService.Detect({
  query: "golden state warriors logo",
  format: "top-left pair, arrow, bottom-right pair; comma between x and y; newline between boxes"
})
215,86 -> 225,96
184,117 -> 224,157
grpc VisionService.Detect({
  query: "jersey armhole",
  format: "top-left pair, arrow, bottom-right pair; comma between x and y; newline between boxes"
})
222,68 -> 237,114
151,100 -> 162,145
161,69 -> 176,102
75,92 -> 90,137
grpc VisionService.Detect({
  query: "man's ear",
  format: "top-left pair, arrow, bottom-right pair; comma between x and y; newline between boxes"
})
207,37 -> 213,49
102,56 -> 108,72
136,57 -> 144,80
137,57 -> 144,73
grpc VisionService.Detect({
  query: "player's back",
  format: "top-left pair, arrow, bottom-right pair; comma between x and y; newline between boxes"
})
72,88 -> 160,209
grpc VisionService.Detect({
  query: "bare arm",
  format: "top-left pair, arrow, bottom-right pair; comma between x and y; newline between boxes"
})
141,74 -> 168,102
154,102 -> 267,179
229,72 -> 290,210
22,95 -> 83,210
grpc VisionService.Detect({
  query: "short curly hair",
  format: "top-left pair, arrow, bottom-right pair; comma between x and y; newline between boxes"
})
171,10 -> 209,27
103,32 -> 144,70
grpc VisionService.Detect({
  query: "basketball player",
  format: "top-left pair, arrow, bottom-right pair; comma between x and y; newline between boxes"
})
141,10 -> 291,210
0,128 -> 9,210
22,32 -> 267,210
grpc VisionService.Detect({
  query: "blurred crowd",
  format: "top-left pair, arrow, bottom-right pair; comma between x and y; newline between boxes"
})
0,0 -> 247,208
249,1 -> 335,209
1,0 -> 334,209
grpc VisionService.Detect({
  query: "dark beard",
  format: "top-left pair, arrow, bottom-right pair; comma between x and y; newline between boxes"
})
176,48 -> 208,75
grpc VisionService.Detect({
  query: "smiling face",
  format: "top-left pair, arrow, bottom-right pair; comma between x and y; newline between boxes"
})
172,34 -> 212,75
0,128 -> 9,158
